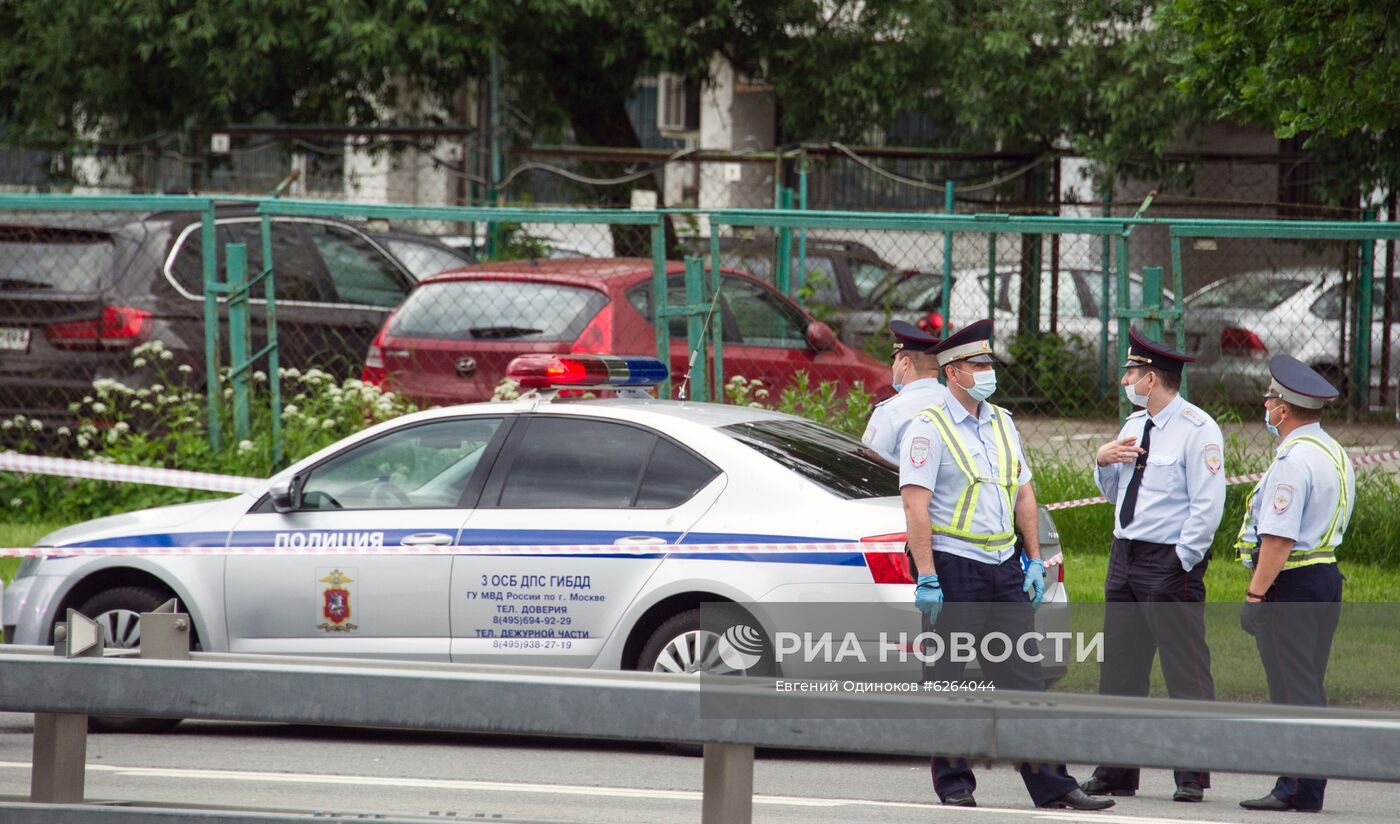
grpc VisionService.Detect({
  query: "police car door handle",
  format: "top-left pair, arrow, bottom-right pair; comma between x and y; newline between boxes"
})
400,533 -> 454,546
613,536 -> 668,546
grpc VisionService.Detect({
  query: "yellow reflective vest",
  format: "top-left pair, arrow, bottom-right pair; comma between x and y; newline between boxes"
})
915,402 -> 1020,552
1234,435 -> 1348,569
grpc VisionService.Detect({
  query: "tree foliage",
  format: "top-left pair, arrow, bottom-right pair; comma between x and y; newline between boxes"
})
1164,0 -> 1400,139
1,0 -> 1391,197
1163,0 -> 1400,198
0,0 -> 482,144
0,1 -> 1186,170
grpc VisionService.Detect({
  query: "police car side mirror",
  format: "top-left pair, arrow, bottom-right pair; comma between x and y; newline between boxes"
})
805,321 -> 836,352
269,476 -> 300,513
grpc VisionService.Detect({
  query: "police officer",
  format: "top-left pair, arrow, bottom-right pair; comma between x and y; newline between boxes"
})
1082,328 -> 1225,803
900,319 -> 1112,812
1236,356 -> 1353,813
861,320 -> 947,465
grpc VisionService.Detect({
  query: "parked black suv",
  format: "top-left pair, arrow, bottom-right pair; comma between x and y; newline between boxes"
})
0,207 -> 444,426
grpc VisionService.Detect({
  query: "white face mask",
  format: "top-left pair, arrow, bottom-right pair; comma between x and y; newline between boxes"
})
1265,402 -> 1282,438
956,367 -> 997,402
1124,373 -> 1152,408
892,356 -> 911,393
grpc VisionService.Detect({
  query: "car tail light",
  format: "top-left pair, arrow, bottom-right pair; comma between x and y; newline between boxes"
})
1221,327 -> 1267,358
861,532 -> 913,584
569,304 -> 613,354
44,306 -> 151,349
917,312 -> 945,335
362,330 -> 387,386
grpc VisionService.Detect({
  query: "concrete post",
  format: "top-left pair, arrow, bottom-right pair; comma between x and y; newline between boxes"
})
701,742 -> 754,824
31,610 -> 102,803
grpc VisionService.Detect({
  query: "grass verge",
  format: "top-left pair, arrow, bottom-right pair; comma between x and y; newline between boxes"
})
0,521 -> 63,585
1052,537 -> 1400,708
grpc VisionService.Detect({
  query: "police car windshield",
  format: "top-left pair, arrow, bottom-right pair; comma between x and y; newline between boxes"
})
720,419 -> 900,499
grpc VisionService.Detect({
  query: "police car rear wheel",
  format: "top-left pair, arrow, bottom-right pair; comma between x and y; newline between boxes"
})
640,608 -> 774,677
76,586 -> 186,733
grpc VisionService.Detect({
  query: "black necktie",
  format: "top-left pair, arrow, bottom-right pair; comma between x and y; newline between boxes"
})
1119,418 -> 1155,528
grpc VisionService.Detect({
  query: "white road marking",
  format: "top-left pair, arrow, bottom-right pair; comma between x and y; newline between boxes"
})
0,760 -> 1233,823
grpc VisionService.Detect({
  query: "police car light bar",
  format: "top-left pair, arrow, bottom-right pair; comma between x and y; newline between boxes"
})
506,354 -> 669,390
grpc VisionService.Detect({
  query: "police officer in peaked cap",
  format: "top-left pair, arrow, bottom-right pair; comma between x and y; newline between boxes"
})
1236,356 -> 1354,813
898,319 -> 1112,812
860,320 -> 947,466
1082,328 -> 1225,803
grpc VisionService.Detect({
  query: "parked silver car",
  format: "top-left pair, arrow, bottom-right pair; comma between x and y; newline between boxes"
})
1184,268 -> 1400,405
847,266 -> 1173,361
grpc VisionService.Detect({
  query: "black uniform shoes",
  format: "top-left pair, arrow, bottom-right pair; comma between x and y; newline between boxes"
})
1079,777 -> 1137,796
1041,788 -> 1116,811
1240,794 -> 1321,813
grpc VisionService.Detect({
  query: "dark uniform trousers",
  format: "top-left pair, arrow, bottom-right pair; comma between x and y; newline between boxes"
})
1094,538 -> 1214,790
923,550 -> 1079,806
1250,562 -> 1343,812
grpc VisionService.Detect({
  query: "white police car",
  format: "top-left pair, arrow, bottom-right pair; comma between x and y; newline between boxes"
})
4,354 -> 1067,721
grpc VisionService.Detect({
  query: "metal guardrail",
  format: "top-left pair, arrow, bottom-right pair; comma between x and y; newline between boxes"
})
2,607 -> 1400,822
0,806 -> 462,823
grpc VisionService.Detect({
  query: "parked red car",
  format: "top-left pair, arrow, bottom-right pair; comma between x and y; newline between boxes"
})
363,257 -> 892,405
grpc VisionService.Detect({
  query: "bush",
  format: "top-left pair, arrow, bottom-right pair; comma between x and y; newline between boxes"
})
725,372 -> 874,438
0,341 -> 417,523
999,332 -> 1107,416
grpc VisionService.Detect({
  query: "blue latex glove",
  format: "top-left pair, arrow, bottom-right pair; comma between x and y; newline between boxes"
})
914,574 -> 943,622
1023,559 -> 1045,607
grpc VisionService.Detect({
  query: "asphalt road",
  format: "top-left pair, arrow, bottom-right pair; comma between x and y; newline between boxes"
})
1,713 -> 1396,822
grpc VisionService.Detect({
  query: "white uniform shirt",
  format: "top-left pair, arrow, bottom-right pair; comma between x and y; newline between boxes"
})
1239,422 -> 1355,553
1093,393 -> 1226,571
898,395 -> 1031,565
861,377 -> 948,463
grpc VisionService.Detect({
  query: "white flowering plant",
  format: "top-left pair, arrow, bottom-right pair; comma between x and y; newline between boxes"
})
724,372 -> 874,438
1,340 -> 417,521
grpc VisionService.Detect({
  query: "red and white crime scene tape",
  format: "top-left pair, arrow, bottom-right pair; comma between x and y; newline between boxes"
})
1043,448 -> 1400,511
3,448 -> 1398,559
0,541 -> 915,558
0,452 -> 257,494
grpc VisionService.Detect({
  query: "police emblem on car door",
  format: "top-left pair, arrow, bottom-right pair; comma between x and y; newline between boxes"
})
225,416 -> 509,659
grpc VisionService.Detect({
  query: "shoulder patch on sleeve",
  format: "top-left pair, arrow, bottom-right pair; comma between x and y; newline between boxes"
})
910,436 -> 931,467
1180,406 -> 1206,426
1271,483 -> 1294,514
1203,442 -> 1222,474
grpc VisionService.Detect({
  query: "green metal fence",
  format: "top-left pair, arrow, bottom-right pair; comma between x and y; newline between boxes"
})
1,194 -> 1397,472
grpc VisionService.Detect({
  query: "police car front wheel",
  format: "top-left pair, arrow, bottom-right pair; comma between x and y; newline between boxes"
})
75,586 -> 189,733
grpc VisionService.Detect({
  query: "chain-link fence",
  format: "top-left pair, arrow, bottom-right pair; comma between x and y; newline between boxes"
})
701,208 -> 1398,463
0,193 -> 1396,470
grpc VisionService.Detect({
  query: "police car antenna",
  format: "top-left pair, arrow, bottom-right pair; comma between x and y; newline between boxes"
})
677,285 -> 724,401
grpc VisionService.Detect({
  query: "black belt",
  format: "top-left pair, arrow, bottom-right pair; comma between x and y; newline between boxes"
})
1115,537 -> 1213,562
1114,537 -> 1173,550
